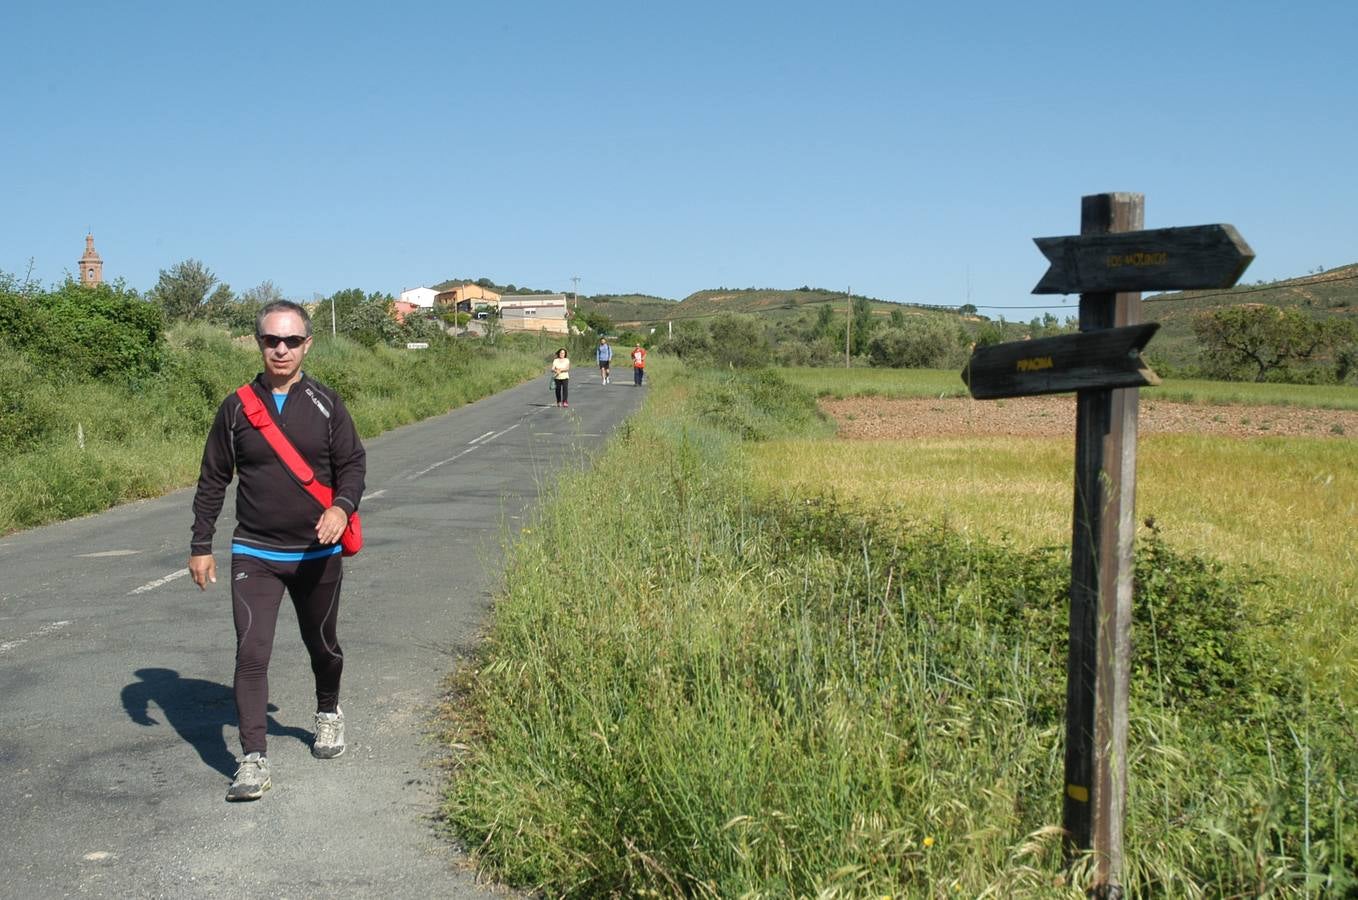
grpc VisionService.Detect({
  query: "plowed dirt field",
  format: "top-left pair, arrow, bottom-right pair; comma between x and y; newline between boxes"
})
821,396 -> 1358,440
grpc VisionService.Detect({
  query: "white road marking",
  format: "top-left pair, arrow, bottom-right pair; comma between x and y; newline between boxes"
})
408,423 -> 523,479
409,447 -> 477,479
128,569 -> 190,595
0,620 -> 72,655
362,489 -> 386,501
77,550 -> 141,558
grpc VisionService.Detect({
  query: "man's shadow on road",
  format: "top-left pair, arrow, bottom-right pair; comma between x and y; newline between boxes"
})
120,667 -> 313,778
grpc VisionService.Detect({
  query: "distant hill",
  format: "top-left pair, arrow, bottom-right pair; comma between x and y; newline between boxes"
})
1143,263 -> 1358,369
576,294 -> 678,327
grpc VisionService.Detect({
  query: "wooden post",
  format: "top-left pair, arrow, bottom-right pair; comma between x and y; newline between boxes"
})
1065,192 -> 1142,897
845,286 -> 852,368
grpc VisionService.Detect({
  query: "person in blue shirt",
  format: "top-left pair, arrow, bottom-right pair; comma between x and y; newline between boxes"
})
596,338 -> 613,385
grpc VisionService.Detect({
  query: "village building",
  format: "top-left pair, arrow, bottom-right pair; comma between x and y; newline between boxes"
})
498,294 -> 570,334
435,282 -> 502,313
79,234 -> 103,287
391,300 -> 421,323
398,286 -> 438,308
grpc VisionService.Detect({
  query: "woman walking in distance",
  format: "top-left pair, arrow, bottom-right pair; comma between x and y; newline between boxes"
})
551,347 -> 571,407
188,300 -> 367,802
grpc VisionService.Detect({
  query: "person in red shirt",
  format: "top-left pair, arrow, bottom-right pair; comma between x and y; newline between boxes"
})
630,345 -> 647,386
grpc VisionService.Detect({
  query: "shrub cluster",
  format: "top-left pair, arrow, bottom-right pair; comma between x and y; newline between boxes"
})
0,278 -> 163,382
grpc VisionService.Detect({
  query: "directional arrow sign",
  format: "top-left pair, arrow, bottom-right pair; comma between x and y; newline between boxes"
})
1033,224 -> 1254,294
961,324 -> 1160,400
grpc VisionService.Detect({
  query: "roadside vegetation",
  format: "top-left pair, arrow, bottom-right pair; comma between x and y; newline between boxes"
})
0,275 -> 542,533
442,361 -> 1356,897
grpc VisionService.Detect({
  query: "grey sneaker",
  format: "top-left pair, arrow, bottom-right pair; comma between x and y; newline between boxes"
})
226,753 -> 271,802
312,707 -> 345,759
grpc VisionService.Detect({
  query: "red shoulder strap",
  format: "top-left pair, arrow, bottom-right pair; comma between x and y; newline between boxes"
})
235,385 -> 334,508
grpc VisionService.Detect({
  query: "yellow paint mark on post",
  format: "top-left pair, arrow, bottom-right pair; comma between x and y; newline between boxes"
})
1066,784 -> 1089,803
1106,251 -> 1168,268
1016,356 -> 1054,372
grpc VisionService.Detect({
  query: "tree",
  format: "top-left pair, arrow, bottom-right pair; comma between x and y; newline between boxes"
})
339,295 -> 401,347
867,318 -> 967,369
312,288 -> 369,338
149,259 -> 217,322
241,281 -> 284,307
1193,306 -> 1355,382
708,313 -> 771,368
812,304 -> 836,338
958,303 -> 978,316
203,283 -> 236,327
888,307 -> 906,329
581,310 -> 614,335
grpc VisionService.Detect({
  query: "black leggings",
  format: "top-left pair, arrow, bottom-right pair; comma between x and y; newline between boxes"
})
554,378 -> 569,404
231,553 -> 343,755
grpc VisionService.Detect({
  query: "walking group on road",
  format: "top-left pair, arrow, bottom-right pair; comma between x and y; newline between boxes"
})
550,339 -> 646,408
189,300 -> 368,802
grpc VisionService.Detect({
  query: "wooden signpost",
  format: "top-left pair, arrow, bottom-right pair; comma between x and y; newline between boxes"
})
962,323 -> 1160,400
961,193 -> 1254,898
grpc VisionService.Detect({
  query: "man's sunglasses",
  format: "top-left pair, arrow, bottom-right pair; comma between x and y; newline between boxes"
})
258,334 -> 308,349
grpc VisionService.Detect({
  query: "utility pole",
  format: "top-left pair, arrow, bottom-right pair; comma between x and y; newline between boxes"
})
845,285 -> 852,369
314,292 -> 333,337
571,275 -> 580,332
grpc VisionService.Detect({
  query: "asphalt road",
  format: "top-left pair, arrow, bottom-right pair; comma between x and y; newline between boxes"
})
0,373 -> 646,899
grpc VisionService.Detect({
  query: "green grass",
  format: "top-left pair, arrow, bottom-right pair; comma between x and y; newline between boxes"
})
442,365 -> 1356,897
775,366 -> 972,399
0,324 -> 542,534
1143,378 -> 1358,409
774,366 -> 1358,408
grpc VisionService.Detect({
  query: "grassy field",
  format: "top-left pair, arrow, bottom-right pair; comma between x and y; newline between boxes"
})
442,362 -> 1355,897
752,434 -> 1357,691
760,367 -> 1358,687
776,365 -> 1358,409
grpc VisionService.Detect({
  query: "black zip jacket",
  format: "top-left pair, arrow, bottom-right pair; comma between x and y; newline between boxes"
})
190,373 -> 366,556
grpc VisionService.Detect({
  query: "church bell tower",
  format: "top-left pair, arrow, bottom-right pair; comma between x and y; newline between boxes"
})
79,234 -> 103,287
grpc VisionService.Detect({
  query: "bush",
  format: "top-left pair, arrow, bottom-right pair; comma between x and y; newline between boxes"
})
0,280 -> 164,382
0,347 -> 59,453
695,369 -> 827,441
867,319 -> 967,368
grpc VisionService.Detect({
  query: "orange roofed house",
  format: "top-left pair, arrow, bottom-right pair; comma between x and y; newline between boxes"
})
435,282 -> 502,313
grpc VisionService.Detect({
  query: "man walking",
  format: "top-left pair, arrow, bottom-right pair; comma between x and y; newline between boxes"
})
596,337 -> 612,384
189,300 -> 367,801
630,344 -> 647,386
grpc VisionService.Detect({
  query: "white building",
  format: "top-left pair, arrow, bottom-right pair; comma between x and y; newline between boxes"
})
399,286 -> 439,308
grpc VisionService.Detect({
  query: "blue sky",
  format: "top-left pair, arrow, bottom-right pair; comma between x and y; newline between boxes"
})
3,0 -> 1355,318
